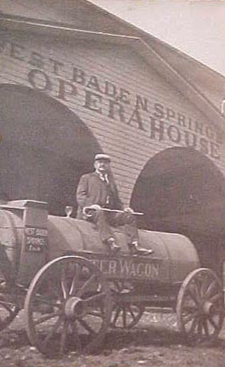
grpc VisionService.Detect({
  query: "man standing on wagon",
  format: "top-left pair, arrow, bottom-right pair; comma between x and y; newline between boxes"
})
76,153 -> 153,256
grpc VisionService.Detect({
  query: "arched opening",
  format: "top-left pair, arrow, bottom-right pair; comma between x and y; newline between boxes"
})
131,147 -> 225,271
0,84 -> 102,215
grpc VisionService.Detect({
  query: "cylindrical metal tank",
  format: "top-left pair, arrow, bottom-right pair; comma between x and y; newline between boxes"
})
48,216 -> 200,284
0,200 -> 48,286
0,208 -> 24,283
0,205 -> 200,287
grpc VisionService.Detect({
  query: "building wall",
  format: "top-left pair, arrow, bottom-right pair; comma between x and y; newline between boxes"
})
0,30 -> 224,206
1,0 -> 224,113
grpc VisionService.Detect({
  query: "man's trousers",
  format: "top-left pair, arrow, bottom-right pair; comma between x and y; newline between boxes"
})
87,210 -> 138,244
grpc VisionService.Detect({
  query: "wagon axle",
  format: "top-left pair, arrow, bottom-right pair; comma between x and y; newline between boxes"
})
202,300 -> 215,316
64,296 -> 86,319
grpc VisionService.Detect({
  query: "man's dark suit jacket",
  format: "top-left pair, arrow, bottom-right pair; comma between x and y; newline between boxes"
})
76,171 -> 123,219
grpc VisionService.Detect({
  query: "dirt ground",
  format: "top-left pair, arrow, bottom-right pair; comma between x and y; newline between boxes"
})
0,311 -> 225,367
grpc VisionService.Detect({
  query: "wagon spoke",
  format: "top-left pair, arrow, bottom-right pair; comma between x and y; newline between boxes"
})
69,321 -> 82,351
111,305 -> 121,324
77,317 -> 96,335
187,284 -> 200,305
214,306 -> 225,314
183,310 -> 199,325
124,306 -> 128,328
207,315 -> 219,331
204,280 -> 218,299
199,276 -> 210,298
185,290 -> 198,305
188,317 -> 198,336
84,292 -> 105,306
34,310 -> 62,325
197,318 -> 203,338
193,282 -> 202,302
202,319 -> 209,337
59,319 -> 69,354
209,305 -> 225,317
196,274 -> 209,299
127,305 -> 136,321
60,266 -> 69,299
208,293 -> 223,304
88,310 -> 104,318
33,295 -> 61,309
69,271 -> 79,296
48,281 -> 64,301
77,274 -> 96,297
0,302 -> 19,331
182,302 -> 198,314
41,315 -> 64,348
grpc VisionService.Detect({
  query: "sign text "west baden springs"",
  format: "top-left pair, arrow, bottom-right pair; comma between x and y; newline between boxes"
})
2,40 -> 220,159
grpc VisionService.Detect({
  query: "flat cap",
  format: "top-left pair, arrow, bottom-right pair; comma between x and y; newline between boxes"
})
94,153 -> 111,162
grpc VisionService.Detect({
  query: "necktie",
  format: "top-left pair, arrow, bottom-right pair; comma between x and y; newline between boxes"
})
103,174 -> 109,184
98,173 -> 110,206
99,173 -> 109,184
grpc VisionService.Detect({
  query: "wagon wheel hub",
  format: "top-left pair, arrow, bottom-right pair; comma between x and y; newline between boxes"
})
201,300 -> 214,316
64,296 -> 85,319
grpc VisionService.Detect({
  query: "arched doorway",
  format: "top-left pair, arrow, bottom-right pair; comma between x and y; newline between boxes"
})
131,147 -> 225,270
0,84 -> 102,215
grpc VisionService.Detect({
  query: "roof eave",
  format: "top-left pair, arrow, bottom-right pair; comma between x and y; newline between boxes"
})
1,16 -> 225,133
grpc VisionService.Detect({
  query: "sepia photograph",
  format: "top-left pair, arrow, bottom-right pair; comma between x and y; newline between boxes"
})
0,0 -> 225,365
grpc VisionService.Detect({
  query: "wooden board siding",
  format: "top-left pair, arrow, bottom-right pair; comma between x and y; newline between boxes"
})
0,31 -> 224,206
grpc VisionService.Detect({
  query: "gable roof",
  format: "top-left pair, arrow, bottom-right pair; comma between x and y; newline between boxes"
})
1,0 -> 225,133
0,0 -> 224,87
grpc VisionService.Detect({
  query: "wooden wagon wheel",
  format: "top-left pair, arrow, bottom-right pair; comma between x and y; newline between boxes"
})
24,256 -> 112,356
176,268 -> 224,346
0,298 -> 19,331
110,280 -> 144,329
0,279 -> 20,331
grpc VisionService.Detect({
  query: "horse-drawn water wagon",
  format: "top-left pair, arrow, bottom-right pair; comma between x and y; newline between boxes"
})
0,200 -> 223,356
